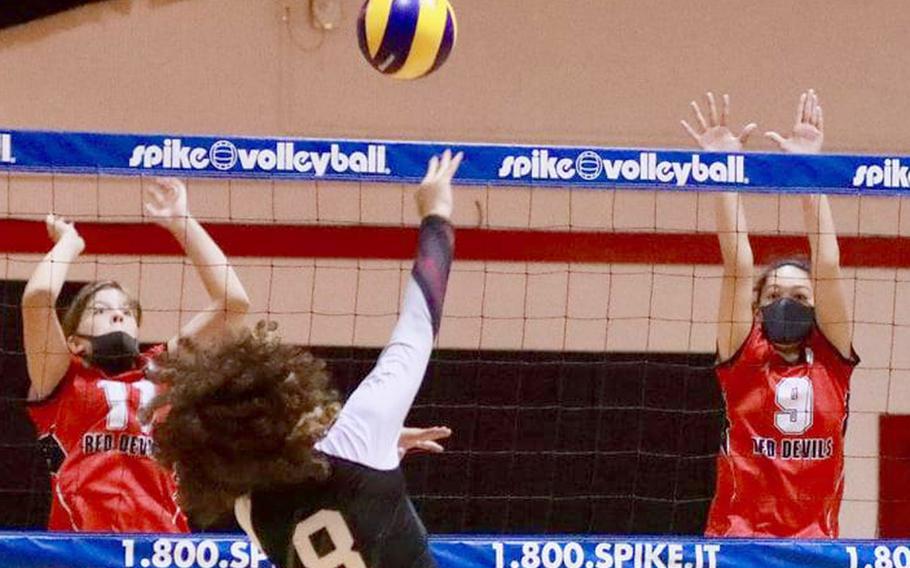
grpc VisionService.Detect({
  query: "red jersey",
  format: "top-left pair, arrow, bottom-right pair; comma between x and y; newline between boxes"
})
28,346 -> 189,533
705,323 -> 857,538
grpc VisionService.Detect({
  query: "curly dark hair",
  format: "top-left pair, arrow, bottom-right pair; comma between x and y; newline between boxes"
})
143,321 -> 341,526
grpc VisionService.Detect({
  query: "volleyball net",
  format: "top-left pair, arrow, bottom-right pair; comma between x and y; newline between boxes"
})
0,128 -> 908,547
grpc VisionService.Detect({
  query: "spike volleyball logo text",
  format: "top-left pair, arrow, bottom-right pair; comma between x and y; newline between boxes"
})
358,0 -> 457,80
127,139 -> 391,176
852,159 -> 910,188
497,150 -> 750,186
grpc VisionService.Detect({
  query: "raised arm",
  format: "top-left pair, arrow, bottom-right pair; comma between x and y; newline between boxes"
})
314,150 -> 462,470
766,90 -> 852,356
21,215 -> 85,400
143,178 -> 250,356
802,194 -> 852,356
682,92 -> 757,360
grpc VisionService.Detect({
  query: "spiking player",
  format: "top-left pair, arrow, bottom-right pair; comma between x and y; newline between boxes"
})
146,150 -> 462,566
682,90 -> 858,537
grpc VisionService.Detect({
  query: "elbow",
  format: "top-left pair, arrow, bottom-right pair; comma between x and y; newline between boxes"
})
723,256 -> 753,279
25,362 -> 62,403
27,384 -> 52,403
218,291 -> 250,320
813,250 -> 841,274
21,287 -> 53,309
225,291 -> 251,316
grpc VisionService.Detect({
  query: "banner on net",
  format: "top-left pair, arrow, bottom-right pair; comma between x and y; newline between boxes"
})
0,128 -> 909,195
0,532 -> 907,568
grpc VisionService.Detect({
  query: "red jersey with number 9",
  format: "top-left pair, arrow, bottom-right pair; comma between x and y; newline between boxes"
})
27,345 -> 189,533
705,323 -> 858,538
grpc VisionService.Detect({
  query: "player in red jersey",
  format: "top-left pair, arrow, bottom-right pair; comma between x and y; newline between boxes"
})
21,177 -> 251,532
682,90 -> 857,537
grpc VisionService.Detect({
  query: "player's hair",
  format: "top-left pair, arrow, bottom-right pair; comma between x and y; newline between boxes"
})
61,280 -> 143,337
752,256 -> 812,308
143,321 -> 341,526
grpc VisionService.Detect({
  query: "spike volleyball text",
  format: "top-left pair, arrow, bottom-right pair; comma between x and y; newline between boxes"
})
852,158 -> 910,188
128,139 -> 391,176
498,150 -> 749,186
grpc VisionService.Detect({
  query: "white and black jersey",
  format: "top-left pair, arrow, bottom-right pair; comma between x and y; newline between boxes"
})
235,216 -> 454,568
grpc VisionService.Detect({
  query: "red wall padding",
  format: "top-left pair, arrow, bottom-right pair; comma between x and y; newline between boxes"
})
4,219 -> 910,266
880,414 -> 910,537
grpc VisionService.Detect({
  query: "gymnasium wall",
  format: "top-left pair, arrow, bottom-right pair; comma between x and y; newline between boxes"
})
0,1 -> 907,538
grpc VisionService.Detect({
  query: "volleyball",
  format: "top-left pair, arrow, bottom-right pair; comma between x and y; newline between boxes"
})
357,0 -> 457,80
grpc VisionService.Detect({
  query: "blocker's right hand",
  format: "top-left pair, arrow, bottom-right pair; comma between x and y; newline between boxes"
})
681,92 -> 757,152
416,149 -> 463,220
144,177 -> 190,231
45,213 -> 85,250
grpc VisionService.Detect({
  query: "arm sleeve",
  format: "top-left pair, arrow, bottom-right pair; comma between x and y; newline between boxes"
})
315,216 -> 454,470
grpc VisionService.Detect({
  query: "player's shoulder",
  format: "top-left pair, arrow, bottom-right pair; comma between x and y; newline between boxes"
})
248,456 -> 406,513
28,355 -> 88,407
716,322 -> 767,371
326,455 -> 407,493
807,328 -> 859,372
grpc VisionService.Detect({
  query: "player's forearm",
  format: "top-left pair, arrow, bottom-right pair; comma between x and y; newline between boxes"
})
168,216 -> 250,314
22,237 -> 83,307
411,215 -> 454,337
802,194 -> 840,276
715,192 -> 753,275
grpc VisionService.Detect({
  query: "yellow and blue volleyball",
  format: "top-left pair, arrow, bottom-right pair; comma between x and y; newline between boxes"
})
357,0 -> 457,80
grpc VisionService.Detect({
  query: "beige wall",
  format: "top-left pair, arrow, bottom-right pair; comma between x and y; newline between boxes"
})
1,0 -> 909,538
0,1 -> 909,150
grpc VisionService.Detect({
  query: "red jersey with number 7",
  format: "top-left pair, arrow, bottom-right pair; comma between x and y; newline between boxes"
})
705,323 -> 858,538
28,345 -> 188,532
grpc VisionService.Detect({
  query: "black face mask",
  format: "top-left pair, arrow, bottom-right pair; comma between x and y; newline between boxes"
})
760,298 -> 815,345
78,331 -> 140,375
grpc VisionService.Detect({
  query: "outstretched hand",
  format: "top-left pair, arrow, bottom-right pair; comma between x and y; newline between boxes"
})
45,214 -> 85,251
765,89 -> 824,154
416,149 -> 463,220
681,92 -> 757,152
398,426 -> 452,460
144,177 -> 190,230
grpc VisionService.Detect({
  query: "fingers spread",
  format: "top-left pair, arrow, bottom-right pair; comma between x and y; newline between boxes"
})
690,100 -> 708,130
707,92 -> 719,127
804,89 -> 816,123
739,123 -> 758,144
796,92 -> 808,125
680,120 -> 700,143
765,131 -> 786,149
418,441 -> 445,453
421,155 -> 440,185
721,93 -> 730,126
446,151 -> 463,178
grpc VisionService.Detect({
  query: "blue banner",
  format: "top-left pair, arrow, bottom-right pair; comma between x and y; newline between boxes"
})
0,128 -> 908,195
1,533 -> 908,568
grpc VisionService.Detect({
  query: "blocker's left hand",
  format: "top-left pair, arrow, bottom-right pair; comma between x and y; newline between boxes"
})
398,426 -> 453,460
765,89 -> 824,154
